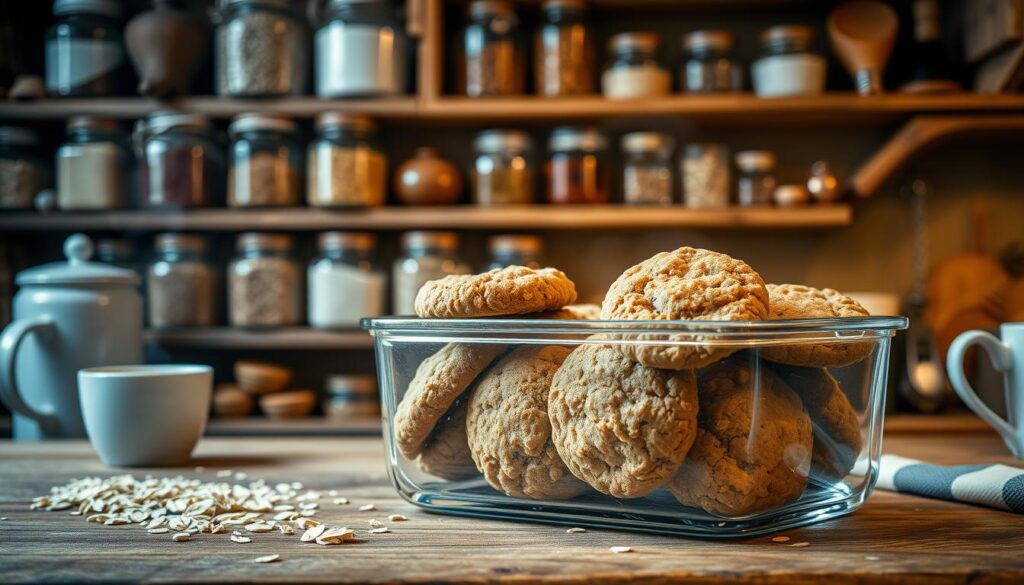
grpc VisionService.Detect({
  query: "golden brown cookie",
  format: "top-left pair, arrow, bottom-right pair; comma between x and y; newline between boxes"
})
771,365 -> 863,479
548,344 -> 700,498
414,266 -> 577,318
535,303 -> 601,320
668,361 -> 812,517
393,343 -> 504,460
416,396 -> 478,480
761,283 -> 873,367
600,247 -> 769,369
467,345 -> 587,499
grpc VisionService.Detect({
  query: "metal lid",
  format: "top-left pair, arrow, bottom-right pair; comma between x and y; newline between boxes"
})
549,126 -> 606,152
319,231 -> 376,251
155,233 -> 208,253
326,374 -> 377,395
16,234 -> 139,286
315,112 -> 376,132
229,114 -> 297,136
401,231 -> 458,251
237,232 -> 293,252
735,150 -> 776,171
145,111 -> 211,135
53,0 -> 122,17
474,129 -> 532,154
67,116 -> 120,134
489,235 -> 542,256
0,126 -> 40,146
682,30 -> 735,52
621,132 -> 672,154
468,0 -> 514,19
608,32 -> 662,53
759,25 -> 816,46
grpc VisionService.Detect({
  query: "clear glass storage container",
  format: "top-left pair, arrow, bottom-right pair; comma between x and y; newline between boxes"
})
735,150 -> 776,207
215,0 -> 308,97
535,0 -> 595,97
308,231 -> 385,329
621,131 -> 673,205
751,25 -> 827,98
486,234 -> 542,270
601,32 -> 670,100
681,142 -> 730,209
681,30 -> 740,93
307,113 -> 387,208
148,233 -> 218,328
391,231 -> 469,316
0,127 -> 49,210
56,116 -> 130,210
463,0 -> 525,97
229,232 -> 302,327
546,126 -> 610,204
138,112 -> 224,209
45,0 -> 125,97
228,114 -> 302,208
362,316 -> 907,537
314,0 -> 407,97
471,130 -> 535,205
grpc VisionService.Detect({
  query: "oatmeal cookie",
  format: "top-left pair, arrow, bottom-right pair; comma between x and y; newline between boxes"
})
548,344 -> 700,498
771,365 -> 863,479
600,247 -> 768,369
414,266 -> 577,318
393,343 -> 504,459
417,396 -> 478,480
762,283 -> 873,367
668,361 -> 812,517
467,345 -> 587,499
536,303 -> 602,320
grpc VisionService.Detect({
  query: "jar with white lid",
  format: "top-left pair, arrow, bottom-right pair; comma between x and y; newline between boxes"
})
752,25 -> 827,97
535,0 -> 595,96
0,127 -> 49,210
307,112 -> 387,208
148,234 -> 218,328
487,235 -> 542,270
681,143 -> 730,209
463,0 -> 525,97
229,233 -> 302,327
308,232 -> 386,329
45,0 -> 125,97
228,114 -> 302,208
214,0 -> 308,97
392,231 -> 469,316
471,130 -> 535,205
735,150 -> 776,207
57,116 -> 130,211
325,375 -> 379,420
621,132 -> 674,206
601,32 -> 670,100
314,0 -> 408,97
681,30 -> 740,93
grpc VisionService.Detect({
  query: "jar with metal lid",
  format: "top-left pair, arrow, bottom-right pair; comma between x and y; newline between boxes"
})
148,233 -> 218,328
471,130 -> 535,205
229,233 -> 302,327
214,0 -> 308,97
681,143 -> 730,209
308,232 -> 386,330
314,0 -> 408,97
0,127 -> 49,210
392,231 -> 470,315
535,0 -> 595,97
546,127 -> 610,204
735,150 -> 776,207
307,112 -> 387,208
45,0 -> 126,97
463,0 -> 525,97
601,32 -> 670,100
681,30 -> 740,93
228,114 -> 302,208
752,25 -> 827,97
325,375 -> 379,420
95,238 -> 139,275
57,116 -> 130,211
138,112 -> 225,209
621,132 -> 673,206
487,235 -> 542,271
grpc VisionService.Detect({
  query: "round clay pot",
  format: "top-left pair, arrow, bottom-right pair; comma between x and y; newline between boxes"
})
394,147 -> 463,205
125,0 -> 207,98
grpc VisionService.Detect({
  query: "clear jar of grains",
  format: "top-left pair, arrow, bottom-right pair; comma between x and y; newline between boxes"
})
681,143 -> 730,209
681,30 -> 740,93
601,32 -> 670,100
735,150 -> 776,207
487,234 -> 543,270
535,0 -> 595,96
138,112 -> 225,209
308,231 -> 386,330
57,116 -> 130,210
463,0 -> 525,97
0,127 -> 48,210
392,231 -> 470,316
215,0 -> 308,97
148,234 -> 218,328
307,113 -> 387,207
621,131 -> 674,205
229,232 -> 302,327
471,129 -> 535,205
228,113 -> 302,208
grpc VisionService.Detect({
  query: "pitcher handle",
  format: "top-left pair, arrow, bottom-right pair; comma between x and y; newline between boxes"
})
0,316 -> 58,426
947,330 -> 1020,457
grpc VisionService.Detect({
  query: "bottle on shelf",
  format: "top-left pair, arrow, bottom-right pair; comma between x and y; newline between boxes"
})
901,0 -> 961,94
487,235 -> 543,270
392,231 -> 470,316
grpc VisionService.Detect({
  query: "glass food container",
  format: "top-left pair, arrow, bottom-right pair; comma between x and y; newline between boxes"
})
752,25 -> 827,98
362,316 -> 907,537
315,0 -> 407,97
325,374 -> 380,420
601,32 -> 670,100
215,0 -> 308,97
681,143 -> 730,209
138,112 -> 224,209
228,232 -> 302,327
392,231 -> 469,316
735,150 -> 776,207
228,114 -> 302,208
56,116 -> 130,211
308,231 -> 386,330
621,131 -> 673,206
148,233 -> 218,328
486,234 -> 542,270
0,127 -> 49,210
546,127 -> 610,205
471,130 -> 535,206
463,0 -> 525,97
535,0 -> 595,97
45,0 -> 125,97
681,30 -> 740,93
307,113 -> 387,208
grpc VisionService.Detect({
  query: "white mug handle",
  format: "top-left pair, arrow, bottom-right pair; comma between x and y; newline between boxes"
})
0,316 -> 59,427
946,330 -> 1021,458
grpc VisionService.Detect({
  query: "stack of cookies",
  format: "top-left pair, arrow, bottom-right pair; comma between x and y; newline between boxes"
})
392,249 -> 872,518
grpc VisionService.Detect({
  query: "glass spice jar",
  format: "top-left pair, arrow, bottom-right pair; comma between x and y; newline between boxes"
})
138,112 -> 224,209
0,127 -> 49,210
487,234 -> 543,271
215,0 -> 308,97
535,0 -> 595,96
546,126 -> 610,205
229,232 -> 302,327
56,116 -> 130,211
463,0 -> 525,97
471,130 -> 535,206
735,150 -> 776,207
308,232 -> 386,330
325,375 -> 380,420
681,143 -> 730,209
45,0 -> 126,97
621,131 -> 674,206
228,114 -> 302,208
601,32 -> 671,100
392,231 -> 470,316
751,25 -> 827,97
148,233 -> 218,328
681,30 -> 740,93
314,0 -> 408,97
307,112 -> 387,208
96,238 -> 139,275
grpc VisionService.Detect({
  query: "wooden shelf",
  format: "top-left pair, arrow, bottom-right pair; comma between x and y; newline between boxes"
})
0,204 -> 852,232
204,416 -> 381,437
145,327 -> 372,350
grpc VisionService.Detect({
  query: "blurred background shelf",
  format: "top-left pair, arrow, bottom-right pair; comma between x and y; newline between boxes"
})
145,327 -> 372,350
204,417 -> 381,437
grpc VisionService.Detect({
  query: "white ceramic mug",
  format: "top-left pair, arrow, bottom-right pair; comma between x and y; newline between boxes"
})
78,365 -> 213,467
947,323 -> 1024,459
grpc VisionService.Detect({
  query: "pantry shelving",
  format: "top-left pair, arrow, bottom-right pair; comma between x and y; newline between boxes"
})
145,327 -> 372,350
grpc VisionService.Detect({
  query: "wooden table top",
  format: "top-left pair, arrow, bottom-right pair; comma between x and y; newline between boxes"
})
1,434 -> 1021,585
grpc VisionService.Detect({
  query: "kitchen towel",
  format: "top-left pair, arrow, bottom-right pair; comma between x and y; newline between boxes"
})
872,454 -> 1023,513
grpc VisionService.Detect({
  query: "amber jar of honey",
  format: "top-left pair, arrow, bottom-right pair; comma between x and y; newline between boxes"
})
545,126 -> 610,204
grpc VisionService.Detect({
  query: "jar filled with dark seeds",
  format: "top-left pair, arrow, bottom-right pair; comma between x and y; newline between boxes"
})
463,0 -> 525,97
215,0 -> 309,97
229,232 -> 303,327
148,234 -> 218,328
138,112 -> 224,208
228,114 -> 302,208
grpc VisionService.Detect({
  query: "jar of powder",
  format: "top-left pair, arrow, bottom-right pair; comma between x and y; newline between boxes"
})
314,0 -> 408,97
45,0 -> 125,97
228,114 -> 302,208
471,129 -> 535,205
229,233 -> 302,327
546,126 -> 610,204
307,113 -> 387,208
751,25 -> 826,97
681,143 -> 730,209
215,0 -> 308,97
138,112 -> 224,209
148,233 -> 218,328
601,32 -> 670,100
308,231 -> 385,330
57,116 -> 130,211
0,127 -> 49,210
463,0 -> 525,97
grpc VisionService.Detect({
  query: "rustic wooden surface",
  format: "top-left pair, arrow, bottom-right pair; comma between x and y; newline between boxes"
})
1,434 -> 1021,585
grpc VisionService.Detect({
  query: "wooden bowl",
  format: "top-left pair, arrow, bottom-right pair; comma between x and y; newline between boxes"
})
212,384 -> 254,418
235,361 -> 292,395
259,389 -> 316,419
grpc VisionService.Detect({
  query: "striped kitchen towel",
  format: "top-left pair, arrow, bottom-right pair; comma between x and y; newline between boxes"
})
873,454 -> 1024,513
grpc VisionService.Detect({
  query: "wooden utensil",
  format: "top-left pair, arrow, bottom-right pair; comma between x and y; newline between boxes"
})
234,361 -> 293,395
260,389 -> 316,419
828,1 -> 899,94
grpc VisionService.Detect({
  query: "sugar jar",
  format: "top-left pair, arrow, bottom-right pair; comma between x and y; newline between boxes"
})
308,232 -> 386,329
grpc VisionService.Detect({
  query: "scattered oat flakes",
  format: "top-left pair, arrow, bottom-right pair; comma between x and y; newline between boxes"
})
0,517 -> 7,521
609,546 -> 633,554
104,517 -> 128,526
301,524 -> 326,543
245,522 -> 274,533
369,527 -> 390,534
230,534 -> 252,544
147,527 -> 169,534
254,554 -> 280,564
294,517 -> 320,529
358,504 -> 375,512
211,524 -> 226,534
316,527 -> 355,545
273,504 -> 295,512
333,497 -> 349,505
291,482 -> 303,490
172,532 -> 191,542
216,470 -> 232,478
771,536 -> 791,543
566,527 -> 586,534
277,524 -> 295,535
274,511 -> 298,521
233,472 -> 248,481
299,502 -> 318,511
367,519 -> 384,529
194,466 -> 205,473
387,514 -> 408,522
327,490 -> 339,497
790,542 -> 810,548
865,556 -> 880,561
